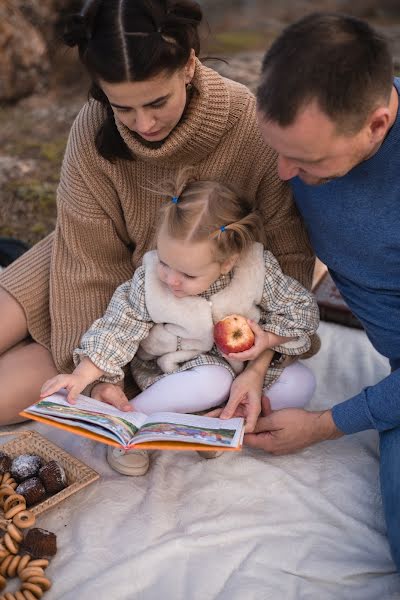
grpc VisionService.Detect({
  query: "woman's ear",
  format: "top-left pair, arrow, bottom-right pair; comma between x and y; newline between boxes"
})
220,254 -> 239,275
184,49 -> 196,84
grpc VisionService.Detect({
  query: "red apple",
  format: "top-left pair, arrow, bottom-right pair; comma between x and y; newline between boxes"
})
213,314 -> 255,354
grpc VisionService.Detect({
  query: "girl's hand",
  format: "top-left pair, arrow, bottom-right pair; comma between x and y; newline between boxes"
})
218,365 -> 265,432
91,382 -> 132,412
225,320 -> 291,362
40,374 -> 88,404
40,357 -> 105,404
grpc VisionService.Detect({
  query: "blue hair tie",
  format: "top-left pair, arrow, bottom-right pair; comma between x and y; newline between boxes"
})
172,196 -> 179,204
220,225 -> 226,232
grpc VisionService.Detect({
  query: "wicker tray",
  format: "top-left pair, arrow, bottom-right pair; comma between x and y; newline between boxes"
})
0,429 -> 99,525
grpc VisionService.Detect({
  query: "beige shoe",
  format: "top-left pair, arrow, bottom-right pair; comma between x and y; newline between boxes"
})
107,446 -> 149,476
197,450 -> 223,459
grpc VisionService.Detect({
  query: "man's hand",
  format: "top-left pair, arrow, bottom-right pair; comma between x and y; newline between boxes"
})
91,382 -> 132,412
244,408 -> 343,455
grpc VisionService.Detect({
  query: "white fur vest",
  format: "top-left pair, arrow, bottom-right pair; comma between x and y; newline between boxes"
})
136,242 -> 265,374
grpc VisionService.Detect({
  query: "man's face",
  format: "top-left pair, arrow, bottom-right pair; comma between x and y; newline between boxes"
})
257,101 -> 374,185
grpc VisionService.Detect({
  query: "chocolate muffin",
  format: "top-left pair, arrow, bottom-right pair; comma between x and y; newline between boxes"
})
0,451 -> 11,475
20,528 -> 57,559
39,460 -> 67,494
11,454 -> 43,482
16,477 -> 46,507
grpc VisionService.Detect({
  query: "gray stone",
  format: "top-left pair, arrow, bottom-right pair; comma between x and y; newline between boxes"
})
0,4 -> 49,102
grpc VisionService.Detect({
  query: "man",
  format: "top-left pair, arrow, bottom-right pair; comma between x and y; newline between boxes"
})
248,12 -> 400,570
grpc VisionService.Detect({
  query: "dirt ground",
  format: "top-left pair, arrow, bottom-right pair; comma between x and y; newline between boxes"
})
0,48 -> 88,246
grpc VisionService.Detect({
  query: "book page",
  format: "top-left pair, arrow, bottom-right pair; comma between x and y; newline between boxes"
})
132,412 -> 244,448
26,391 -> 148,446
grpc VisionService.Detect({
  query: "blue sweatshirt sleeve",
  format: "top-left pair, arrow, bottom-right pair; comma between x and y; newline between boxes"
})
332,368 -> 400,434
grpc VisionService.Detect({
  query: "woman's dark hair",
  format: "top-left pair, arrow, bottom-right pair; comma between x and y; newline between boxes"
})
63,0 -> 203,161
257,13 -> 394,134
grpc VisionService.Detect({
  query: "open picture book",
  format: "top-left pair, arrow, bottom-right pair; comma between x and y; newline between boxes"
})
20,391 -> 245,451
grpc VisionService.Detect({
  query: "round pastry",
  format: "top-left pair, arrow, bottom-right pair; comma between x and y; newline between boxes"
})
38,460 -> 67,494
10,455 -> 43,482
15,477 -> 46,507
0,451 -> 11,475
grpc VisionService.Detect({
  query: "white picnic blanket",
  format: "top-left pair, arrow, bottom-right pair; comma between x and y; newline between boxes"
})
2,321 -> 400,599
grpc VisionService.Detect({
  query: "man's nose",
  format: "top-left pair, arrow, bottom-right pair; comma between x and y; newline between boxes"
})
277,155 -> 299,180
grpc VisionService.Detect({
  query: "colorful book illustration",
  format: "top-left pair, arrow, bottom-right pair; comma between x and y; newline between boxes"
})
21,391 -> 245,452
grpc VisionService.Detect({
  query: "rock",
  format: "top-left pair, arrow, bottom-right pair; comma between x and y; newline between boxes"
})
0,4 -> 49,102
16,0 -> 81,44
0,156 -> 36,187
207,53 -> 264,93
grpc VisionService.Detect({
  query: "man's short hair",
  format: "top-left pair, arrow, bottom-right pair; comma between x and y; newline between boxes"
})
257,13 -> 394,133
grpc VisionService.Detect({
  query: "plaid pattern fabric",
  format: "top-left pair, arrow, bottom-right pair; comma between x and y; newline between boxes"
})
74,249 -> 319,390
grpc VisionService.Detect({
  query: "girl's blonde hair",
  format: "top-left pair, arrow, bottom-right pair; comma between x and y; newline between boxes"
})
157,167 -> 266,262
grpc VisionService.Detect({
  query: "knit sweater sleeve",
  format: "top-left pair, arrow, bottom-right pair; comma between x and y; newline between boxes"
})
332,369 -> 400,433
50,103 -> 136,373
258,250 -> 320,355
73,268 -> 153,383
255,155 -> 315,290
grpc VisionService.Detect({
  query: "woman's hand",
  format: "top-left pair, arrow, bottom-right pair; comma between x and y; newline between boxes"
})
91,382 -> 132,412
40,374 -> 89,404
224,320 -> 293,362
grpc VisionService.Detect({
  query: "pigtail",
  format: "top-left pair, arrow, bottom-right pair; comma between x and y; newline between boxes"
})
163,1 -> 203,54
210,210 -> 266,258
63,14 -> 90,47
63,0 -> 102,49
155,166 -> 198,231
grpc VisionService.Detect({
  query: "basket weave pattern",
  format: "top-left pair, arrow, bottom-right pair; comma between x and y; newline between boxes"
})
0,430 -> 99,526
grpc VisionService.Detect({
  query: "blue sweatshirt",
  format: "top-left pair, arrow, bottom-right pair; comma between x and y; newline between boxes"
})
291,78 -> 400,434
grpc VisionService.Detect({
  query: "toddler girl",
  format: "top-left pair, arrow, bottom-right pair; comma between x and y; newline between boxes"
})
41,170 -> 319,475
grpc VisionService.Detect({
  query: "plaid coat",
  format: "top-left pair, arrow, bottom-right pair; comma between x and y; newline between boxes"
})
74,243 -> 319,391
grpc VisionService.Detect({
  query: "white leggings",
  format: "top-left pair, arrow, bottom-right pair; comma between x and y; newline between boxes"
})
131,362 -> 316,416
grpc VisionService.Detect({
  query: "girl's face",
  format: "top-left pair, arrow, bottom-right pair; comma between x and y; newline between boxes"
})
156,229 -> 237,298
100,51 -> 196,143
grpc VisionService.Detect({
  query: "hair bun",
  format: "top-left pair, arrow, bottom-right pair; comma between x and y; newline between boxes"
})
63,14 -> 91,48
165,0 -> 202,27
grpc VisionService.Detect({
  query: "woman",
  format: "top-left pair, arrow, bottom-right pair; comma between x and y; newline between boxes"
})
0,0 -> 315,428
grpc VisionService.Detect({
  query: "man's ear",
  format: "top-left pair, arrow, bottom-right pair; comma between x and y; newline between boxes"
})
220,254 -> 239,274
368,106 -> 391,144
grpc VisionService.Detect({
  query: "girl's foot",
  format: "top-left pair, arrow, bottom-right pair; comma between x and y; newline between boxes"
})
197,450 -> 223,459
107,447 -> 149,476
261,395 -> 272,416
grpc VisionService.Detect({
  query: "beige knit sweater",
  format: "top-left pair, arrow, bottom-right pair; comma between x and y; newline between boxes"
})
0,59 -> 315,382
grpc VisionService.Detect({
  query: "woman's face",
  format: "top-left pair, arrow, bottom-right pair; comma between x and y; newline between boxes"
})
100,51 -> 196,143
